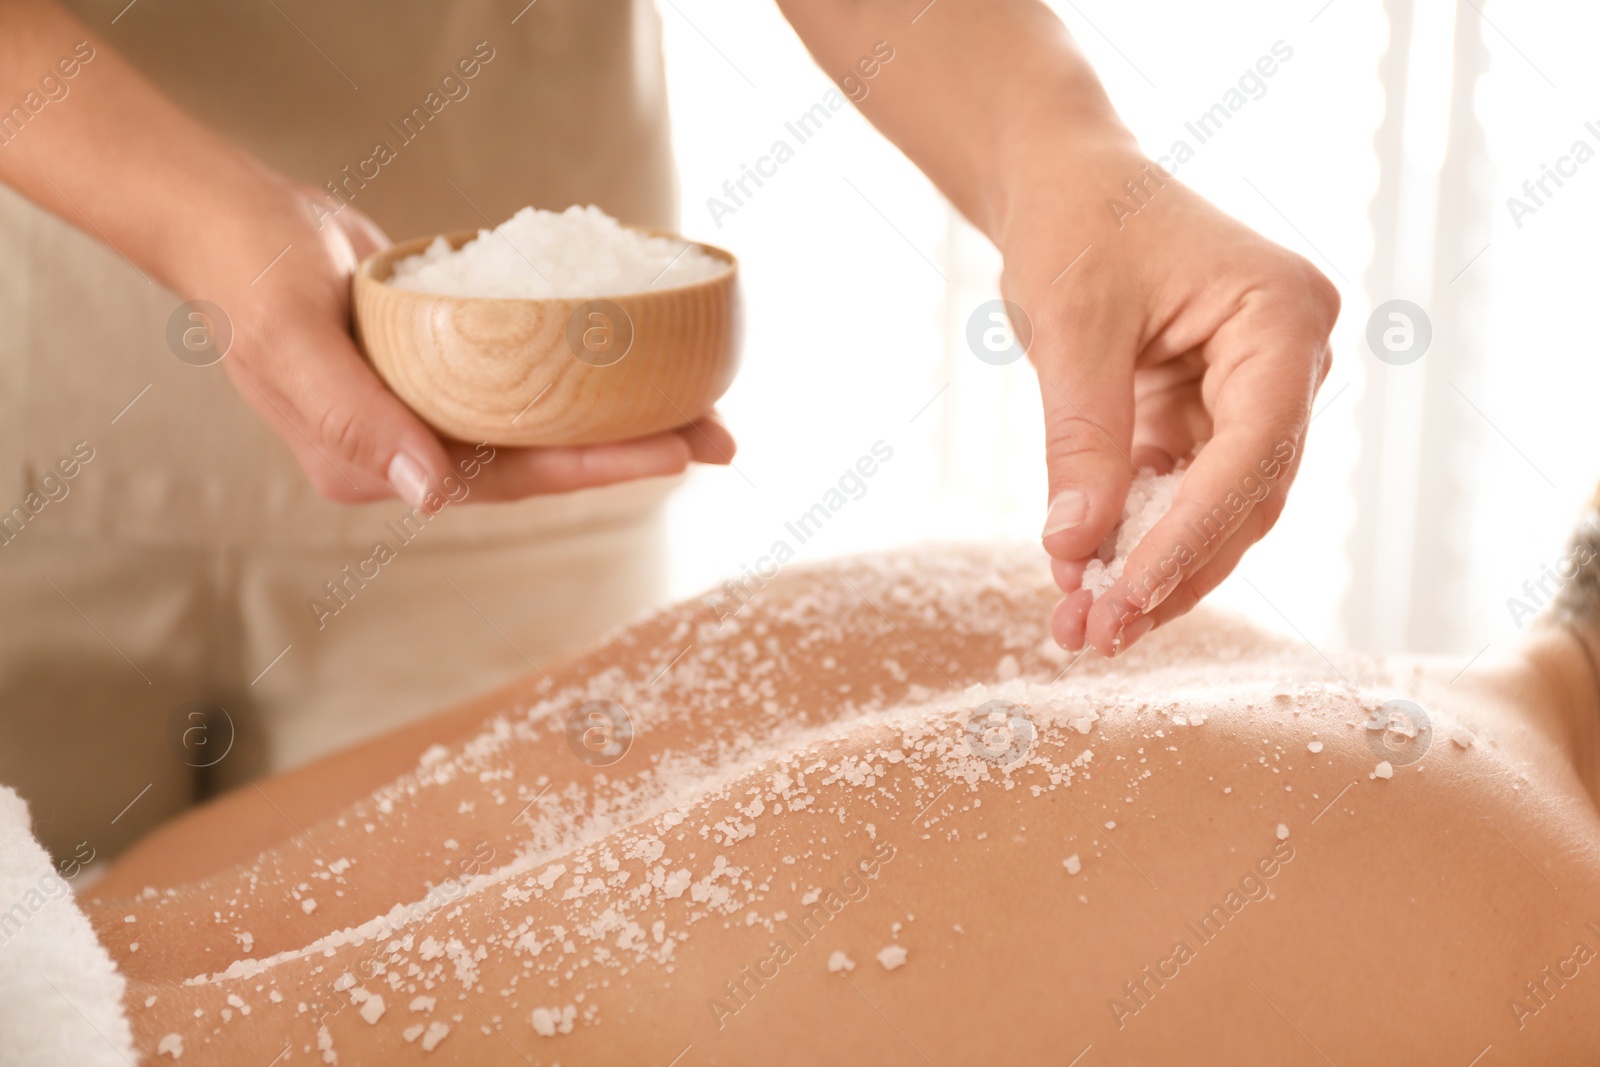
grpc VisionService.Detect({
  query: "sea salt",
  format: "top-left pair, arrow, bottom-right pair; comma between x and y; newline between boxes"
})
876,945 -> 908,971
827,950 -> 855,973
1081,471 -> 1184,596
1372,760 -> 1394,780
389,205 -> 727,299
531,1005 -> 576,1037
1063,854 -> 1082,875
1276,823 -> 1290,840
359,995 -> 386,1025
420,1022 -> 451,1052
157,1034 -> 183,1059
1307,741 -> 1324,753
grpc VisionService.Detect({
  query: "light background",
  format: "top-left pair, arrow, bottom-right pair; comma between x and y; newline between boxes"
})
655,0 -> 1599,657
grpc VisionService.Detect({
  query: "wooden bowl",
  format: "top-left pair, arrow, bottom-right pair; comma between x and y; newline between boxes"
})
353,230 -> 740,447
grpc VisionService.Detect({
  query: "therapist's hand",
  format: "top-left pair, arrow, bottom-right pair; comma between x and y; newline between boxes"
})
0,2 -> 731,510
999,140 -> 1338,656
774,0 -> 1338,659
194,180 -> 734,510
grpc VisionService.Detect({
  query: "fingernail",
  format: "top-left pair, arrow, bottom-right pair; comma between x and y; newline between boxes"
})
1113,615 -> 1156,656
387,452 -> 430,508
1043,488 -> 1089,537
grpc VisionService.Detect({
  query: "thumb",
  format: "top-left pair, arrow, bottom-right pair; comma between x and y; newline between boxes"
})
1035,318 -> 1139,563
334,207 -> 391,262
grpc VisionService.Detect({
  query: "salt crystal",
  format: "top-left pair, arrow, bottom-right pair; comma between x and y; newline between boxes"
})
390,205 -> 727,300
1307,741 -> 1324,753
876,945 -> 908,971
827,950 -> 855,973
1104,820 -> 1116,830
301,898 -> 317,915
1063,854 -> 1082,875
420,1022 -> 451,1051
1080,471 -> 1184,596
1372,760 -> 1394,780
1276,824 -> 1290,840
157,1034 -> 184,1059
409,996 -> 436,1013
1449,725 -> 1475,749
531,1005 -> 577,1037
360,995 -> 386,1025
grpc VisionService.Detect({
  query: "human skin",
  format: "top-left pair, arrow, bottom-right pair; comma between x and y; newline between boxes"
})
0,0 -> 735,511
89,547 -> 1600,1064
777,0 -> 1341,655
0,0 -> 1336,649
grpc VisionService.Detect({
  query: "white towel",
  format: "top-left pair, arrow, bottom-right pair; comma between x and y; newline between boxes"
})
0,786 -> 135,1066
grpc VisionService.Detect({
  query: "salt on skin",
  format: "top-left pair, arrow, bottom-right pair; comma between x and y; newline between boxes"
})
420,1022 -> 451,1051
876,945 -> 908,971
1373,760 -> 1394,780
531,1005 -> 576,1037
129,549 -> 1474,1063
827,950 -> 856,973
1063,854 -> 1082,875
359,994 -> 386,1025
1307,740 -> 1324,753
1276,824 -> 1290,841
157,1033 -> 183,1059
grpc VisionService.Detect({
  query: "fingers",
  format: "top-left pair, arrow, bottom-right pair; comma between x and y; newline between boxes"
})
1050,589 -> 1095,653
679,411 -> 737,466
1080,300 -> 1325,655
227,320 -> 456,509
1141,502 -> 1274,630
1052,492 -> 1279,654
436,412 -> 737,502
1035,302 -> 1142,563
448,433 -> 694,500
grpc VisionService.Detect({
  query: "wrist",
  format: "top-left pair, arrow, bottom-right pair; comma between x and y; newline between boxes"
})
991,94 -> 1144,247
979,68 -> 1145,251
148,152 -> 319,302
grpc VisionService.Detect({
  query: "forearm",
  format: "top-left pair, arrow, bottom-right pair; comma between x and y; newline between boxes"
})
0,0 -> 295,295
775,0 -> 1138,241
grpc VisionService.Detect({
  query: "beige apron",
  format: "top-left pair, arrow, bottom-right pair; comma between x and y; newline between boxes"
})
0,0 -> 682,860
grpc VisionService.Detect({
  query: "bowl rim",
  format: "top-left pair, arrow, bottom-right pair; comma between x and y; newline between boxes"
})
357,225 -> 738,307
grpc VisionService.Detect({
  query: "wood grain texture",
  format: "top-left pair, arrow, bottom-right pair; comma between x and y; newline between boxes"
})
353,231 -> 741,447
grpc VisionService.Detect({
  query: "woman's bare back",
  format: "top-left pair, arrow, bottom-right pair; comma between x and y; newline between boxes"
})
91,546 -> 1600,1064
